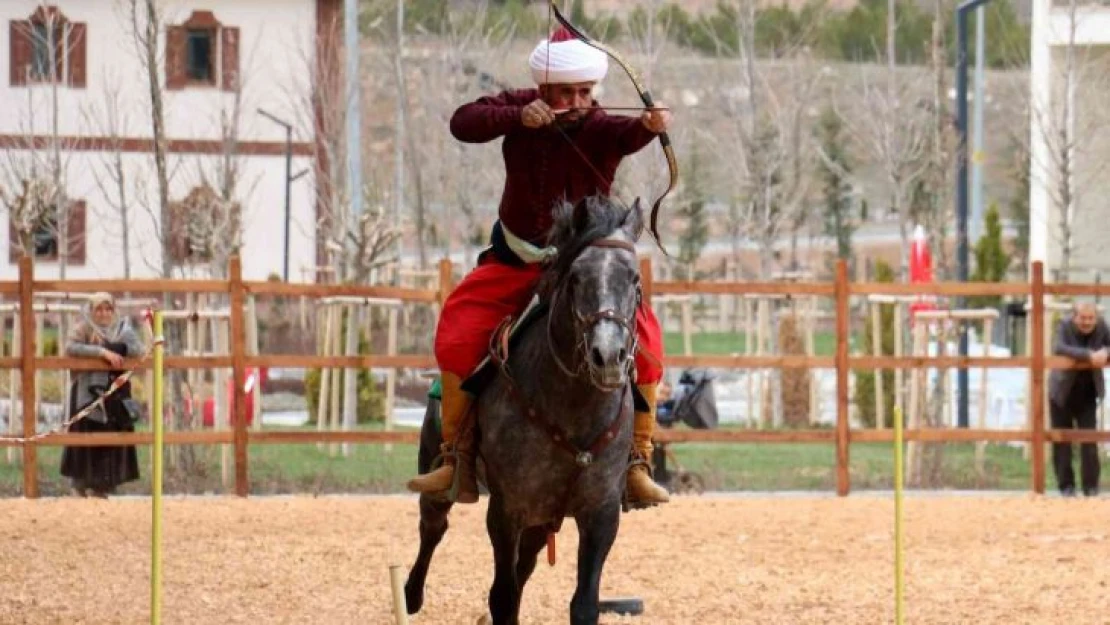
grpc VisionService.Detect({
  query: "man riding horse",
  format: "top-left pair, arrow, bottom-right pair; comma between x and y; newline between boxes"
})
406,26 -> 672,508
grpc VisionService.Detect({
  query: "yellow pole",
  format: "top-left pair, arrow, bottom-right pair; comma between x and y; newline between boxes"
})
893,405 -> 905,625
151,310 -> 164,625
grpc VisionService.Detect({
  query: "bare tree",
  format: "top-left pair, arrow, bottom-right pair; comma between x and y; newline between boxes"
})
0,177 -> 59,256
913,1 -> 959,488
124,0 -> 175,279
83,69 -> 137,277
385,3 -> 521,267
1,7 -> 85,274
287,12 -> 400,285
600,0 -> 685,254
180,37 -> 264,279
839,66 -> 932,269
119,0 -> 203,474
920,0 -> 957,277
697,3 -> 821,277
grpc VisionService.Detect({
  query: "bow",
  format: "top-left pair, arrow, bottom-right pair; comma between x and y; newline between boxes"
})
548,1 -> 678,255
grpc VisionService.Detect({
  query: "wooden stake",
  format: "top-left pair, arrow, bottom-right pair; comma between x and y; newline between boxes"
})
757,298 -> 769,429
33,313 -> 43,444
246,295 -> 262,431
906,319 -> 926,485
677,296 -> 691,356
744,298 -> 755,426
894,301 -> 905,423
871,301 -> 884,429
230,257 -> 249,496
214,315 -> 229,489
315,303 -> 334,452
328,306 -> 343,457
834,260 -> 850,497
384,306 -> 399,454
976,317 -> 993,479
7,311 -> 18,464
185,293 -> 197,416
806,296 -> 818,425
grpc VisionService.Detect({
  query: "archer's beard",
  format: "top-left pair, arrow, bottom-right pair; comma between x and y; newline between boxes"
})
554,114 -> 586,131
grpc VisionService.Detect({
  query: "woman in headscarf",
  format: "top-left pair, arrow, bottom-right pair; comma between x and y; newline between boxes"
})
59,292 -> 145,498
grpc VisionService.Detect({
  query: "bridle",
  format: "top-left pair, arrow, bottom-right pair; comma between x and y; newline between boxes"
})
546,238 -> 641,390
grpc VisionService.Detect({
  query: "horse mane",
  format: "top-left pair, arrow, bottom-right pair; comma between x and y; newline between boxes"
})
539,196 -> 632,297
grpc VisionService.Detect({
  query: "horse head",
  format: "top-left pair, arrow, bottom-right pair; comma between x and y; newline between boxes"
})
543,195 -> 644,392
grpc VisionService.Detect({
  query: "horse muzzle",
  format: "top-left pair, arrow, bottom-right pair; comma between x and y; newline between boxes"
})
585,325 -> 633,391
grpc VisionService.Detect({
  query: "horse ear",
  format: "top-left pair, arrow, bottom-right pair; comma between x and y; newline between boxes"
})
572,198 -> 590,233
623,198 -> 644,240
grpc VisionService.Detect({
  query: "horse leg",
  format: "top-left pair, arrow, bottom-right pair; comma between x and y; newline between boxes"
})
404,494 -> 452,614
486,498 -> 523,625
515,525 -> 550,594
569,501 -> 621,625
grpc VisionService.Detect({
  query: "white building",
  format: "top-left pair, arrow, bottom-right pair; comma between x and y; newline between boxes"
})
0,1 -> 343,281
1029,0 -> 1110,282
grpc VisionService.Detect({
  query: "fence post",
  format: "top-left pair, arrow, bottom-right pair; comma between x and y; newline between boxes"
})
19,256 -> 36,498
639,258 -> 653,308
835,259 -> 850,496
230,256 -> 249,497
1030,261 -> 1045,495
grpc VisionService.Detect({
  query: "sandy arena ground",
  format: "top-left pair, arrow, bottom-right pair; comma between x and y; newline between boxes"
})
1,494 -> 1109,624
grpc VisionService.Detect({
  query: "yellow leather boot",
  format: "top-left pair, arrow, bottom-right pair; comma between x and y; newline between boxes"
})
625,382 -> 670,506
405,372 -> 479,503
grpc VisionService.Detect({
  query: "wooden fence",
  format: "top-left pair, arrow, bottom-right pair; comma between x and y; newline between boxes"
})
0,256 -> 1104,498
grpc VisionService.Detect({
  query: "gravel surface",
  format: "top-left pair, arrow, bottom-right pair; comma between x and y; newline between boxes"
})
1,495 -> 1107,624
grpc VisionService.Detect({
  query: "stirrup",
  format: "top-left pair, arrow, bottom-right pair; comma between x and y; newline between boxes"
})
445,446 -> 465,503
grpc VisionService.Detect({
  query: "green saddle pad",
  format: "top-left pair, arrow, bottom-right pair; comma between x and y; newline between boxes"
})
428,377 -> 442,401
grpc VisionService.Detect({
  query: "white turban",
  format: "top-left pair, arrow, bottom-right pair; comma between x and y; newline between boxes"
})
528,28 -> 608,85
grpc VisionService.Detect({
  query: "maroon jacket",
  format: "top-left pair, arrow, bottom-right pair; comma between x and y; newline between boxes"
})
450,88 -> 658,246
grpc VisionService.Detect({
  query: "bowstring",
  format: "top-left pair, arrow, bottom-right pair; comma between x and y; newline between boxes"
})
544,1 -> 630,210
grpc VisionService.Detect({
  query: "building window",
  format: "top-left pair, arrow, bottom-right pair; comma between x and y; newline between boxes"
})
30,22 -> 56,80
8,6 -> 87,87
32,213 -> 58,258
8,199 -> 87,265
185,28 -> 215,83
166,11 -> 239,91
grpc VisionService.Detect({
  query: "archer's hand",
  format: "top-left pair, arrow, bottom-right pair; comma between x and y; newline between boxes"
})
522,99 -> 557,128
641,105 -> 672,134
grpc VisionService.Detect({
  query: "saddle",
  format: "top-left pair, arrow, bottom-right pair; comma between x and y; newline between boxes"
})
457,296 -> 648,412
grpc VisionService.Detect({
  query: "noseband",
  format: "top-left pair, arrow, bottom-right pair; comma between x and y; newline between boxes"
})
548,238 -> 641,385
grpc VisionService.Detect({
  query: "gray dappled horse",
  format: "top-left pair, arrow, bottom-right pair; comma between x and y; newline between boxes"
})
405,196 -> 647,625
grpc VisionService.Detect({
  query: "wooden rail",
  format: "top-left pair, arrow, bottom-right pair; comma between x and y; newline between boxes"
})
1,256 -> 1104,498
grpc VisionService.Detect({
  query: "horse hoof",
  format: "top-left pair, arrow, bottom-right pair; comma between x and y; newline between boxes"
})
403,582 -> 423,615
475,613 -> 492,625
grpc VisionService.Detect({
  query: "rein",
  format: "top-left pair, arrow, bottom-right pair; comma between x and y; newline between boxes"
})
546,238 -> 640,384
488,236 -> 638,537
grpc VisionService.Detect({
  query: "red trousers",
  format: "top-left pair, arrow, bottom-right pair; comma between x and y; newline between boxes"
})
435,255 -> 664,384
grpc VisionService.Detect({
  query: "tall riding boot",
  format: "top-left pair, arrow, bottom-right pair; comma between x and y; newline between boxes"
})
626,382 -> 670,506
406,372 -> 480,503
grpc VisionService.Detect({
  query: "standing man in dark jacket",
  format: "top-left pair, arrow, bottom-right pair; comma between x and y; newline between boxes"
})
1049,302 -> 1110,496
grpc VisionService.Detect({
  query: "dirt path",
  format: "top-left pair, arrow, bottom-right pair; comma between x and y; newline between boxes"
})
0,494 -> 1106,624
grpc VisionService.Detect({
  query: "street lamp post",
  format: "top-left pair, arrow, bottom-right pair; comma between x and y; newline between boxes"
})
258,108 -> 294,282
955,0 -> 995,428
